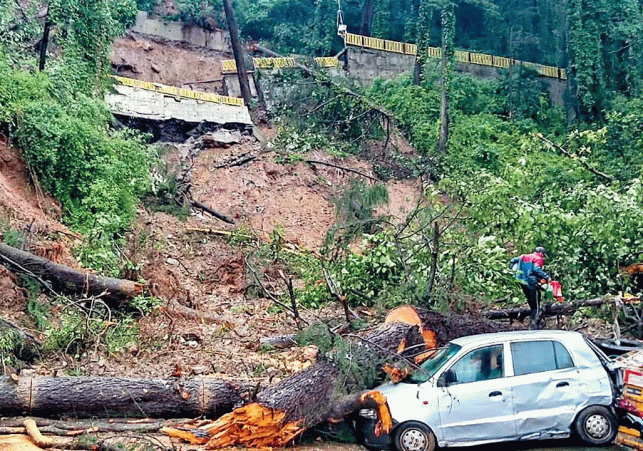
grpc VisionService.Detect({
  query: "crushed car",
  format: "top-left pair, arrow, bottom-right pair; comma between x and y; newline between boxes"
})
356,330 -> 619,451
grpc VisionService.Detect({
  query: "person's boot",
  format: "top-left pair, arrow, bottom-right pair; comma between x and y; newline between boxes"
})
529,310 -> 540,330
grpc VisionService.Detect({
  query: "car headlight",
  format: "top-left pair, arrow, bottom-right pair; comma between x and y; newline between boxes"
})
358,408 -> 378,419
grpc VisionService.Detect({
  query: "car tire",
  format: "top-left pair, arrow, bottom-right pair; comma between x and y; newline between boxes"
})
574,405 -> 617,445
393,421 -> 436,451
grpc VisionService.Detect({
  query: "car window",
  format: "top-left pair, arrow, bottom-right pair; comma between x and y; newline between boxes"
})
410,343 -> 461,383
511,340 -> 574,376
448,345 -> 504,385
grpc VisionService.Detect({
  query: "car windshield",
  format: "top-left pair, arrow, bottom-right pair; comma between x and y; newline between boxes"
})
409,343 -> 462,383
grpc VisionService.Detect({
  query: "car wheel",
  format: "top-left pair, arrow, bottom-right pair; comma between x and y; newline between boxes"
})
575,405 -> 617,445
393,421 -> 436,451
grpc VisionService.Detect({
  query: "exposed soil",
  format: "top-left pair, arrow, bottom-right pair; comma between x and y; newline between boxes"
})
111,31 -> 229,94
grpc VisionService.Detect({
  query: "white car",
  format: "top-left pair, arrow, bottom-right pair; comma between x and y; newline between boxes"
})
357,330 -> 617,451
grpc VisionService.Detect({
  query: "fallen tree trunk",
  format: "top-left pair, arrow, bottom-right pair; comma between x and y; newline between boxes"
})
0,376 -> 244,418
485,297 -> 614,321
168,308 -> 513,448
0,307 -> 511,448
0,243 -> 144,305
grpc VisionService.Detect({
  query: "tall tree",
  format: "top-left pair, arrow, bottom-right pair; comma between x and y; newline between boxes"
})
438,0 -> 455,153
222,0 -> 252,107
359,0 -> 374,36
413,0 -> 433,85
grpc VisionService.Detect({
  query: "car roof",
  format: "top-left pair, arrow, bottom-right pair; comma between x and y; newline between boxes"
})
449,330 -> 582,348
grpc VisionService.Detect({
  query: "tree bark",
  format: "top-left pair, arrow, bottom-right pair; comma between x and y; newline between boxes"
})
0,243 -> 145,305
485,297 -> 614,321
0,376 -> 244,418
0,309 -> 511,427
359,0 -> 375,36
222,0 -> 252,107
438,1 -> 454,153
38,13 -> 51,71
191,201 -> 236,224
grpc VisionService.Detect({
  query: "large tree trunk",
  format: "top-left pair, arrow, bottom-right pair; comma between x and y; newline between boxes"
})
222,0 -> 252,107
0,308 -> 511,450
485,297 -> 614,321
438,1 -> 455,153
0,243 -> 145,305
0,376 -> 243,418
359,0 -> 375,36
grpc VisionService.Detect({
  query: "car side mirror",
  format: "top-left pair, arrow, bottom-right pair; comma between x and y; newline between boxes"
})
438,369 -> 456,387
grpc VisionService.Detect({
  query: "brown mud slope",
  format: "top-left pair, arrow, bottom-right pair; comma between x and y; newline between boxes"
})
0,138 -> 78,325
190,136 -> 421,249
111,32 -> 228,93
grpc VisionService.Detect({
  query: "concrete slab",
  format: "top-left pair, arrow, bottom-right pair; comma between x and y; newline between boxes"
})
106,84 -> 253,126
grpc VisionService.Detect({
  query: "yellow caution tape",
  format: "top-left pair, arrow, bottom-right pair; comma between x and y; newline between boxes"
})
112,76 -> 244,106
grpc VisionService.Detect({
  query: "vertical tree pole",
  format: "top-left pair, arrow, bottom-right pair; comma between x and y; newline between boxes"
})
359,0 -> 375,36
222,0 -> 252,108
413,0 -> 431,86
438,0 -> 454,153
38,9 -> 51,71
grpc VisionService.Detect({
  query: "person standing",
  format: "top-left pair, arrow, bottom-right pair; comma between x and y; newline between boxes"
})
509,246 -> 551,329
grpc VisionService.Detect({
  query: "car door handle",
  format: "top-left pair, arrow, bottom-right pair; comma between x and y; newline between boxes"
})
556,381 -> 569,388
489,391 -> 502,397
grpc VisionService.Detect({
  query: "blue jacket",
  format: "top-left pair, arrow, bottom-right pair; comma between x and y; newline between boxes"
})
510,253 -> 550,289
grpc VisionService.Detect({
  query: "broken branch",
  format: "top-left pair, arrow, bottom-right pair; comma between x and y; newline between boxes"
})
306,159 -> 379,182
534,133 -> 614,181
191,201 -> 236,224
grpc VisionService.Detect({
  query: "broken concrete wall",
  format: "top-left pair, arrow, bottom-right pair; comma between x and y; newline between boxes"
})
132,11 -> 231,53
106,84 -> 252,126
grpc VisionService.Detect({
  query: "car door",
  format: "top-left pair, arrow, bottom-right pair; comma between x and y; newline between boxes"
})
505,339 -> 580,439
433,344 -> 517,445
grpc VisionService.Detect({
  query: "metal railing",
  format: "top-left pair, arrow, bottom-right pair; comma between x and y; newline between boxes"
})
343,32 -> 566,80
220,56 -> 341,73
112,76 -> 245,106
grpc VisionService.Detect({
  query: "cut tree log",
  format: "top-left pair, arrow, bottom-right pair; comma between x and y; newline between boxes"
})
0,243 -> 144,305
0,376 -> 244,418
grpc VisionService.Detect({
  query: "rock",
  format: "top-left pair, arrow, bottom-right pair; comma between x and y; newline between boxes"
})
201,130 -> 242,148
166,258 -> 179,266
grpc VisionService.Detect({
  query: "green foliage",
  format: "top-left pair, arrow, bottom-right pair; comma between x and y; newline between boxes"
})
324,179 -> 389,254
0,58 -> 152,272
0,329 -> 24,368
44,307 -> 140,358
234,0 -> 340,56
333,233 -> 403,306
295,322 -> 335,355
2,228 -> 23,248
48,0 -> 137,95
330,337 -> 389,394
265,71 -> 384,156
